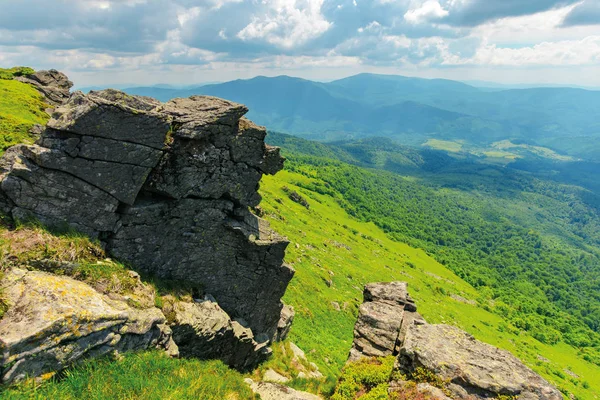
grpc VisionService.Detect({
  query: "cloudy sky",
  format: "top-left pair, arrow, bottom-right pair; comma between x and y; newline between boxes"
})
1,0 -> 599,87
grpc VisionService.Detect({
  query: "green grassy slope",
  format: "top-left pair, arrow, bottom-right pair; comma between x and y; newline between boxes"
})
259,169 -> 600,399
0,73 -> 49,155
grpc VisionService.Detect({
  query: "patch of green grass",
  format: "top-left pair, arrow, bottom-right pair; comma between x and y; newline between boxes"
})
423,139 -> 463,152
0,225 -> 153,308
0,351 -> 257,400
259,169 -> 600,399
330,356 -> 395,400
0,78 -> 49,155
0,67 -> 35,80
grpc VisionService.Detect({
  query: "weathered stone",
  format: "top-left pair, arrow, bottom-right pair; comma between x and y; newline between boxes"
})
364,281 -> 410,307
0,82 -> 291,368
274,304 -> 295,342
349,301 -> 404,361
15,69 -> 73,106
107,198 -> 292,338
245,379 -> 322,400
0,268 -> 176,385
399,324 -> 562,400
264,369 -> 290,383
0,146 -> 121,236
166,296 -> 269,370
47,91 -> 170,149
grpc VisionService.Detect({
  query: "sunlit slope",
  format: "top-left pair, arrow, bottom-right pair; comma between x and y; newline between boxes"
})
260,169 -> 600,399
0,76 -> 49,154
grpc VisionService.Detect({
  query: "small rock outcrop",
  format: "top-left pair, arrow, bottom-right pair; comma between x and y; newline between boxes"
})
163,295 -> 270,370
0,268 -> 176,385
15,69 -> 73,106
348,281 -> 421,361
399,324 -> 562,400
348,282 -> 561,400
245,379 -> 322,400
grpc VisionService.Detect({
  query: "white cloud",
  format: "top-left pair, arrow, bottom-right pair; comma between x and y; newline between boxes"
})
449,35 -> 600,66
236,0 -> 331,49
404,1 -> 449,24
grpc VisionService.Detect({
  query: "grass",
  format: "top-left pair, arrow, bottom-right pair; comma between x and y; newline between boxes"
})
330,356 -> 395,400
0,77 -> 49,155
0,225 -> 155,310
422,139 -> 463,152
0,351 -> 257,400
258,169 -> 600,400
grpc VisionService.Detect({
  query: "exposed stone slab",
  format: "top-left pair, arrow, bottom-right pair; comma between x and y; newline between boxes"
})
399,324 -> 562,400
165,296 -> 269,370
0,268 -> 176,385
15,69 -> 73,106
245,379 -> 322,400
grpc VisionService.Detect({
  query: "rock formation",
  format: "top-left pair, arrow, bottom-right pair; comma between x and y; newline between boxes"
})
0,268 -> 176,384
15,69 -> 73,106
348,282 -> 562,400
0,71 -> 295,381
163,294 -> 270,370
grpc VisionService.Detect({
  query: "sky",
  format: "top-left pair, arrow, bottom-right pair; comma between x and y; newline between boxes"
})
0,0 -> 599,87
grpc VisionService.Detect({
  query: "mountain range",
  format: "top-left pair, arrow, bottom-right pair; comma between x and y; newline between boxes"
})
122,73 -> 600,161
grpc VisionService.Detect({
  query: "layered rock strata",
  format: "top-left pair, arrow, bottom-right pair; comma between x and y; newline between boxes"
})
349,282 -> 561,400
0,76 -> 293,346
0,268 -> 176,384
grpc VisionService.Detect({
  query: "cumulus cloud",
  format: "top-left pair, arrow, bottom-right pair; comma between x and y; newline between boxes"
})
404,1 -> 449,24
0,0 -> 598,85
237,0 -> 331,49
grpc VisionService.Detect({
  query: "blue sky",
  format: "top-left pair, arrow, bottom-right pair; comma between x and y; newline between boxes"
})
0,0 -> 599,86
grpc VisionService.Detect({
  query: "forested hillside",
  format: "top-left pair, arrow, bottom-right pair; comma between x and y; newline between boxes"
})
266,133 -> 600,369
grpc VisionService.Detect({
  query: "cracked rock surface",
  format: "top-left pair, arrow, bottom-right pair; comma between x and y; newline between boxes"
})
0,74 -> 293,365
0,268 -> 177,385
349,282 -> 562,400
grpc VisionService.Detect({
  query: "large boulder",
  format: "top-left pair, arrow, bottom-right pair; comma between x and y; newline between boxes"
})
0,268 -> 177,385
164,295 -> 270,370
0,87 -> 292,342
398,324 -> 562,400
15,69 -> 73,106
348,282 -> 420,361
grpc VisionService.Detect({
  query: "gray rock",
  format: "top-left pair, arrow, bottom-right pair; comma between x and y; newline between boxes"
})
15,69 -> 73,106
274,305 -> 295,342
348,281 -> 419,361
107,199 -> 293,338
264,368 -> 290,383
48,91 -> 169,149
349,301 -> 404,361
0,268 -> 176,385
0,85 -> 291,343
399,324 -> 562,400
245,379 -> 322,400
166,296 -> 270,370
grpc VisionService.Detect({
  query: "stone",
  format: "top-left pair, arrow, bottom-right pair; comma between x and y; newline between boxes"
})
15,69 -> 73,106
398,324 -> 562,400
348,282 -> 420,361
165,295 -> 270,370
349,301 -> 404,361
0,268 -> 176,385
0,85 -> 292,343
245,380 -> 322,400
274,304 -> 295,342
264,368 -> 290,383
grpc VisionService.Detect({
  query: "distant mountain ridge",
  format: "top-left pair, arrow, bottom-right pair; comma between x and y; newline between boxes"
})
121,73 -> 600,161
